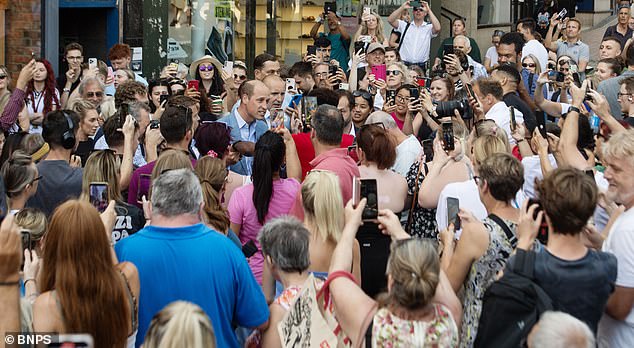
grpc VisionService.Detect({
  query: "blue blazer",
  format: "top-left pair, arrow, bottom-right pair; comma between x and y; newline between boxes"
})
218,111 -> 269,176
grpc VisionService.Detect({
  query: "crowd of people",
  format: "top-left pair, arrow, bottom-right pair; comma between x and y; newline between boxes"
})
2,0 -> 634,347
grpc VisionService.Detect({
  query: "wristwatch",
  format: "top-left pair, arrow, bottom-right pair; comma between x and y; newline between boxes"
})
568,105 -> 581,114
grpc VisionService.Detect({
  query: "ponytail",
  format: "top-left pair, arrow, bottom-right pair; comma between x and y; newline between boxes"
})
252,132 -> 285,224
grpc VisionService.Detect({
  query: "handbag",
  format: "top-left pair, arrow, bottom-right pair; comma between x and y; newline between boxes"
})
278,273 -> 353,348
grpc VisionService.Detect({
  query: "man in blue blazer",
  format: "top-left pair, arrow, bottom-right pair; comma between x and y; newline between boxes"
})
218,80 -> 270,176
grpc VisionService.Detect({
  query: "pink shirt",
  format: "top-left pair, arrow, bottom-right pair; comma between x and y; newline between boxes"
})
310,148 -> 360,204
390,112 -> 405,130
227,178 -> 301,284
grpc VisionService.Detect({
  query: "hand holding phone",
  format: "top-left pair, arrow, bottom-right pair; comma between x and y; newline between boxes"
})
441,122 -> 455,152
447,197 -> 461,230
89,182 -> 109,213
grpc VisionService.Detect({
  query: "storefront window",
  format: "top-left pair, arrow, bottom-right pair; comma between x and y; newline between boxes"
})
167,0 -> 362,68
477,0 -> 511,26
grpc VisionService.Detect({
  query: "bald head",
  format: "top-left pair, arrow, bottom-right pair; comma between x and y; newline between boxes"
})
263,75 -> 285,109
366,111 -> 398,130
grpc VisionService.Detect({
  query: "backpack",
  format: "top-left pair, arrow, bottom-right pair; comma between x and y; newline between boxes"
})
474,249 -> 554,348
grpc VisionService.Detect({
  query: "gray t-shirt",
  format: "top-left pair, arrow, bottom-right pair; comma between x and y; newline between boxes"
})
27,160 -> 83,216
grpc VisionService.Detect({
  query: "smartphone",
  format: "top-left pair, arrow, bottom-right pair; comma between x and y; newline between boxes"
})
107,66 -> 114,81
285,78 -> 296,92
510,106 -> 517,131
371,64 -> 387,81
548,70 -> 564,82
558,7 -> 568,19
88,58 -> 97,69
289,93 -> 303,108
49,334 -> 94,348
354,41 -> 366,55
159,94 -> 169,105
21,230 -> 31,254
465,83 -> 475,99
363,7 -> 371,16
303,96 -> 318,129
223,61 -> 234,74
410,0 -> 422,8
447,197 -> 461,230
329,64 -> 338,77
359,35 -> 372,43
270,108 -> 285,129
422,139 -> 434,162
585,80 -> 595,101
409,86 -> 420,100
443,43 -> 455,57
324,1 -> 336,14
347,144 -> 357,158
528,198 -> 549,244
386,89 -> 396,104
358,179 -> 378,221
137,174 -> 152,204
307,45 -> 317,56
149,119 -> 160,129
31,52 -> 36,60
89,182 -> 109,213
187,80 -> 199,90
572,72 -> 582,87
242,240 -> 258,258
339,82 -> 350,90
441,122 -> 455,151
417,78 -> 431,89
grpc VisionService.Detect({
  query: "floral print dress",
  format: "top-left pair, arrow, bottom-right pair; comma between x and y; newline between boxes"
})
404,160 -> 438,239
372,304 -> 459,347
459,217 -> 517,348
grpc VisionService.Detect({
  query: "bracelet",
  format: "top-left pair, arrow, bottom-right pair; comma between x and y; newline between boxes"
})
0,280 -> 20,286
24,278 -> 36,286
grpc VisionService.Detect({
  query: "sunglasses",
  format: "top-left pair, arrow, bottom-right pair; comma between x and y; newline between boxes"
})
234,74 -> 247,80
199,64 -> 215,72
86,92 -> 104,98
0,75 -> 6,80
413,7 -> 424,12
386,70 -> 401,76
522,63 -> 536,68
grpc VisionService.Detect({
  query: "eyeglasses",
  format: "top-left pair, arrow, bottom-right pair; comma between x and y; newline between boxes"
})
473,176 -> 481,185
199,64 -> 215,72
31,175 -> 43,184
86,91 -> 104,98
386,70 -> 401,76
522,63 -> 536,68
618,92 -> 633,98
234,74 -> 247,80
396,95 -> 409,103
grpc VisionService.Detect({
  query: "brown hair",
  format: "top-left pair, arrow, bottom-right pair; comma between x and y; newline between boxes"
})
39,200 -> 130,348
477,153 -> 524,202
475,77 -> 504,100
536,167 -> 597,235
194,156 -> 230,233
357,124 -> 396,170
430,77 -> 455,100
622,76 -> 634,94
108,43 -> 131,60
114,81 -> 147,108
64,42 -> 84,57
81,150 -> 123,202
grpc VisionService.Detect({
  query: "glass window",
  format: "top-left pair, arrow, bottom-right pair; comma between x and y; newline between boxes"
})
477,0 -> 510,26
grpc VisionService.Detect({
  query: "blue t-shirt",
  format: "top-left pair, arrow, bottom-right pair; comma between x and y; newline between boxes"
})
320,32 -> 350,71
115,223 -> 269,347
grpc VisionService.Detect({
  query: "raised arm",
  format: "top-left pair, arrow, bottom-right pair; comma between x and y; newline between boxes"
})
535,73 -> 564,117
558,81 -> 590,170
544,15 -> 561,52
423,1 -> 441,35
388,2 -> 409,29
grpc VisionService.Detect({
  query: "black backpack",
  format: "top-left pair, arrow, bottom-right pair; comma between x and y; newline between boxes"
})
474,249 -> 554,348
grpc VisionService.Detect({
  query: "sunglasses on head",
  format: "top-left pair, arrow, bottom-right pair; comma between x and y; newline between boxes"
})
199,64 -> 215,72
353,90 -> 373,102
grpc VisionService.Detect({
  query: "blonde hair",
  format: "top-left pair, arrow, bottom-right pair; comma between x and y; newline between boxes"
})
361,12 -> 387,43
81,150 -> 122,202
70,98 -> 97,120
471,134 -> 511,167
301,170 -> 344,242
15,208 -> 47,242
523,54 -> 542,75
143,301 -> 216,348
381,239 -> 439,310
387,62 -> 412,85
602,128 -> 634,168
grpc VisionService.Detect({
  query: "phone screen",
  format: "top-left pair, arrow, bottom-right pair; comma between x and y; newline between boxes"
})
89,183 -> 109,213
409,87 -> 420,100
447,197 -> 460,229
443,44 -> 455,57
422,139 -> 434,162
360,179 -> 378,221
510,106 -> 517,131
371,64 -> 387,81
187,80 -> 199,90
270,108 -> 285,129
528,199 -> 549,244
442,122 -> 455,151
137,174 -> 152,204
307,45 -> 317,56
159,94 -> 169,105
21,230 -> 31,256
303,96 -> 318,130
386,90 -> 396,104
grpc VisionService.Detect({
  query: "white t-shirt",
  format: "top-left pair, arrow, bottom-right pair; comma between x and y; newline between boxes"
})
485,101 -> 524,145
436,180 -> 488,234
485,46 -> 498,66
598,207 -> 634,347
392,135 -> 422,177
521,154 -> 557,199
522,39 -> 549,73
396,19 -> 437,63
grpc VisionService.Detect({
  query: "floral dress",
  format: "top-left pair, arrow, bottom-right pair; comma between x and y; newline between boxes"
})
460,217 -> 517,348
372,304 -> 459,347
404,160 -> 438,239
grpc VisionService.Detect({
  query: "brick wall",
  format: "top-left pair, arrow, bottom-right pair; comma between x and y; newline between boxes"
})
4,0 -> 41,83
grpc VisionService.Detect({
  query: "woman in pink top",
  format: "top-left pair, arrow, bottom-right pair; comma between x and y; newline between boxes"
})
228,130 -> 302,284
